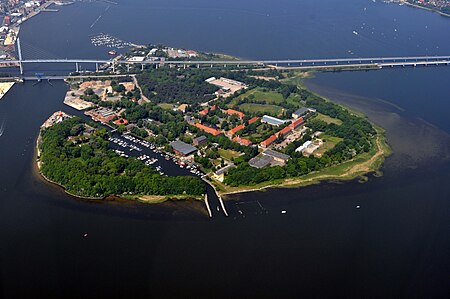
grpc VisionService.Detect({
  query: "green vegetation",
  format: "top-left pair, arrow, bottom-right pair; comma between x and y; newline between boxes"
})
313,112 -> 343,125
39,117 -> 205,199
238,103 -> 284,116
224,85 -> 379,187
218,149 -> 241,161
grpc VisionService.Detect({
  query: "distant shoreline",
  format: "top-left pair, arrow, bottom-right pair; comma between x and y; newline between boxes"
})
403,2 -> 450,18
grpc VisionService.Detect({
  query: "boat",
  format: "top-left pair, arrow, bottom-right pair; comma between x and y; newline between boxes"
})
108,50 -> 117,56
281,210 -> 287,214
353,31 -> 359,35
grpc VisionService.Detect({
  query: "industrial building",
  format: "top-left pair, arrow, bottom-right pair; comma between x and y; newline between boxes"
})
292,107 -> 309,119
170,140 -> 197,157
261,115 -> 286,126
193,135 -> 208,146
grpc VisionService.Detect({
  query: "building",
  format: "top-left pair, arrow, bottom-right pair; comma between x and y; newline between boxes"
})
85,108 -> 117,123
260,134 -> 278,148
225,109 -> 245,119
292,107 -> 309,119
248,116 -> 259,124
262,149 -> 290,165
227,124 -> 245,137
261,115 -> 286,126
178,104 -> 188,113
290,117 -> 304,129
199,107 -> 209,116
295,140 -> 312,153
278,126 -> 293,137
193,135 -> 208,146
194,123 -> 222,136
170,140 -> 197,157
213,164 -> 235,182
113,118 -> 128,126
249,155 -> 273,169
233,136 -> 252,146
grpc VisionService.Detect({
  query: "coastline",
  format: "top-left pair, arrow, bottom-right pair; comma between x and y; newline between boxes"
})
35,129 -> 203,204
217,125 -> 390,197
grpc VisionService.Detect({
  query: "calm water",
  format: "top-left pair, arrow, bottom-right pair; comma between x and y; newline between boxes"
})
1,0 -> 450,297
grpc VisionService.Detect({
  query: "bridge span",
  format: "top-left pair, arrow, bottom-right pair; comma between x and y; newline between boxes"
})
2,55 -> 450,76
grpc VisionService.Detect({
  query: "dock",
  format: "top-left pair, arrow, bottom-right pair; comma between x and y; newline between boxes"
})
204,194 -> 212,218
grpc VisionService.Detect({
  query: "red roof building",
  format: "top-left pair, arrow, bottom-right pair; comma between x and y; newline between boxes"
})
226,109 -> 245,119
278,126 -> 293,137
248,116 -> 259,124
194,123 -> 222,136
211,105 -> 217,111
233,137 -> 252,146
227,124 -> 245,137
199,108 -> 209,116
290,117 -> 304,129
260,134 -> 278,148
113,118 -> 129,126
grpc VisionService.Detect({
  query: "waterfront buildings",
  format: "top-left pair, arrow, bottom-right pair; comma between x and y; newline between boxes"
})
170,140 -> 197,157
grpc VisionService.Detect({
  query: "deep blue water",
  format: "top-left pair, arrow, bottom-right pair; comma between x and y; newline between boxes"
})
0,0 -> 449,297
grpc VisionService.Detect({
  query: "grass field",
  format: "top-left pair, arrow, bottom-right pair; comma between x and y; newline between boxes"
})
239,103 -> 284,116
158,103 -> 175,110
234,88 -> 284,105
314,113 -> 343,125
219,149 -> 241,161
314,135 -> 343,157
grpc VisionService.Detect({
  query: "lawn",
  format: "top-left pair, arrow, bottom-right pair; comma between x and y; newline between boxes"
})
239,103 -> 284,116
219,149 -> 241,161
314,113 -> 343,125
234,88 -> 284,105
314,135 -> 343,157
158,103 -> 175,110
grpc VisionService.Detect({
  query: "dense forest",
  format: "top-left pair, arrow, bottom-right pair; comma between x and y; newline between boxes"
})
39,117 -> 205,198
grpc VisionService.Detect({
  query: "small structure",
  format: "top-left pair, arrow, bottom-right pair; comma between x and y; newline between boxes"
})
178,104 -> 189,113
248,116 -> 259,124
213,164 -> 235,182
292,107 -> 309,119
193,135 -> 208,146
295,140 -> 312,153
261,115 -> 286,126
225,109 -> 245,119
170,140 -> 197,157
113,118 -> 128,126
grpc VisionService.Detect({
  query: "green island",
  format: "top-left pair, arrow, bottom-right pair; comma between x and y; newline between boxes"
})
40,47 -> 391,203
37,115 -> 205,201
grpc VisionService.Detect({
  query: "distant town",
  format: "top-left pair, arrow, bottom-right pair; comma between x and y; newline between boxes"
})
386,0 -> 450,16
0,0 -> 74,60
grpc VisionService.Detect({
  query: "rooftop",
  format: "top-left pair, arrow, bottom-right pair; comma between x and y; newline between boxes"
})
262,115 -> 286,126
262,149 -> 290,161
170,140 -> 197,156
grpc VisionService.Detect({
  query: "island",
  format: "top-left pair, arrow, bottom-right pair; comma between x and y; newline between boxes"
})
36,53 -> 391,205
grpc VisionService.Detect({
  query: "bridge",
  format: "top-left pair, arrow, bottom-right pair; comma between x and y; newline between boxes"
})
3,38 -> 450,76
3,55 -> 450,75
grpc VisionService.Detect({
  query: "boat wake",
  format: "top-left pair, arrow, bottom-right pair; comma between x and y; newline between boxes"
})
0,119 -> 6,137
